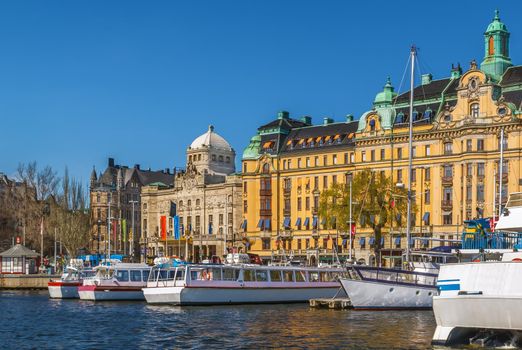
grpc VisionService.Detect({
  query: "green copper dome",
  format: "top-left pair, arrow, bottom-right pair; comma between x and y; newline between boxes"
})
486,10 -> 508,33
373,77 -> 397,108
242,133 -> 262,160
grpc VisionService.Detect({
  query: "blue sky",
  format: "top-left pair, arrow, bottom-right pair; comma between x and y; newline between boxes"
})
0,0 -> 518,183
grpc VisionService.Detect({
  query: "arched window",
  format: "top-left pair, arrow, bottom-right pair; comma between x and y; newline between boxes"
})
262,163 -> 270,174
196,199 -> 200,206
488,36 -> 494,55
187,199 -> 192,207
369,118 -> 376,131
211,154 -> 216,161
218,155 -> 224,162
179,200 -> 183,207
198,154 -> 202,161
226,156 -> 230,163
188,155 -> 192,163
470,103 -> 480,118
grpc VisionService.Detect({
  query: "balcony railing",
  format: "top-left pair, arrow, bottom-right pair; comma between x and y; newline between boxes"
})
259,231 -> 271,238
279,230 -> 293,239
259,209 -> 271,217
259,189 -> 272,196
442,176 -> 453,185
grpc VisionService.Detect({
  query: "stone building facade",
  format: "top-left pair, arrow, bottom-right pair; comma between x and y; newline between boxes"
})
141,126 -> 243,262
241,12 -> 522,266
89,158 -> 174,258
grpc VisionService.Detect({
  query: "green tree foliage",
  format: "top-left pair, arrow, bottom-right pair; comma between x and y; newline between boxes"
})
318,170 -> 413,251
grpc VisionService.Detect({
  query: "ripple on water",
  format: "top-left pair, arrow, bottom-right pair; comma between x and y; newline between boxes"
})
0,290 -> 442,349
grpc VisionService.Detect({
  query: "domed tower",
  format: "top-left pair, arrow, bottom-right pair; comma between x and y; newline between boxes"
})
357,77 -> 397,132
187,125 -> 236,176
480,9 -> 512,82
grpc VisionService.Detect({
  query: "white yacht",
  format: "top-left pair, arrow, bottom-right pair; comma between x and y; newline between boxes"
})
143,262 -> 347,305
432,192 -> 522,346
47,259 -> 94,299
78,263 -> 151,301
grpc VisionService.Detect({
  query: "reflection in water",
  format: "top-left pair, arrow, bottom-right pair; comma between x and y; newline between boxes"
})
0,290 -> 441,349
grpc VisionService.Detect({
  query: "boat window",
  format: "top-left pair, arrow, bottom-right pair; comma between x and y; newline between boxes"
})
190,270 -> 200,281
130,270 -> 142,282
142,270 -> 150,282
255,270 -> 268,282
243,269 -> 255,281
295,271 -> 306,282
211,268 -> 222,281
282,270 -> 294,282
116,270 -> 129,282
269,270 -> 282,282
309,272 -> 319,282
175,269 -> 185,281
168,270 -> 177,280
223,268 -> 240,281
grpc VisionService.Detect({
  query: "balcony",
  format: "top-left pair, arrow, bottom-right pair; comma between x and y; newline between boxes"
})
259,231 -> 271,238
283,187 -> 291,195
192,234 -> 221,242
311,229 -> 320,238
283,208 -> 291,217
496,173 -> 508,183
441,200 -> 453,210
312,206 -> 318,215
441,176 -> 453,185
259,189 -> 272,196
279,230 -> 293,240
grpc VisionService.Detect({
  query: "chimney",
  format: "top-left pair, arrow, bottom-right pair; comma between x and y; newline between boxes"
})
108,158 -> 115,167
421,73 -> 432,85
277,111 -> 290,120
346,114 -> 354,122
451,63 -> 462,79
323,117 -> 334,125
165,168 -> 170,174
300,116 -> 312,125
134,164 -> 140,170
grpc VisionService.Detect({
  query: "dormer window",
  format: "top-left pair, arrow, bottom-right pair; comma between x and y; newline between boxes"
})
369,119 -> 376,131
470,103 -> 480,118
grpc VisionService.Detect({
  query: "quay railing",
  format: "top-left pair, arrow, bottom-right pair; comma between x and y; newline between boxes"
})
461,231 -> 522,250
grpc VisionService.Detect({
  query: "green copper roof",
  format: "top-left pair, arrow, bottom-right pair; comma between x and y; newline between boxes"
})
373,77 -> 397,107
242,133 -> 262,160
486,10 -> 508,33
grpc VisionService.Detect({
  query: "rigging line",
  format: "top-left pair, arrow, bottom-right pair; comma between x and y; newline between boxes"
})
415,54 -> 427,104
392,52 -> 412,108
355,173 -> 373,225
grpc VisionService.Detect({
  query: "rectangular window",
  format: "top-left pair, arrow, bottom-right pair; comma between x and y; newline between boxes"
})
380,149 -> 385,160
425,168 -> 430,181
262,238 -> 270,250
477,163 -> 485,176
370,150 -> 375,162
297,239 -> 302,250
444,142 -> 453,155
332,175 -> 337,184
397,169 -> 403,183
244,200 -> 248,213
344,153 -> 348,164
467,163 -> 473,176
466,139 -> 472,152
397,148 -> 402,159
424,189 -> 430,204
297,197 -> 302,211
288,160 -> 292,169
425,145 -> 430,156
477,139 -> 484,151
466,184 -> 472,201
305,197 -> 310,211
297,158 -> 302,168
333,154 -> 337,165
443,214 -> 452,225
361,151 -> 366,162
219,214 -> 224,225
411,169 -> 416,182
477,184 -> 484,201
314,156 -> 319,167
412,146 -> 416,158
323,176 -> 328,189
444,165 -> 453,178
314,176 -> 319,189
444,187 -> 452,201
306,157 -> 310,167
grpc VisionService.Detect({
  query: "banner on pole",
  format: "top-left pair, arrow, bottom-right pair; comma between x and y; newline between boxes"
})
122,219 -> 127,242
160,216 -> 167,240
174,216 -> 180,240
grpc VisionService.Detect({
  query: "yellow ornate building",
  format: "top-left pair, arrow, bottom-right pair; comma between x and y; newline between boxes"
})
241,12 -> 522,265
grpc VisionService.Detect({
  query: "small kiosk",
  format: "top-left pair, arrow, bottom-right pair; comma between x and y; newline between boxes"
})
0,244 -> 38,274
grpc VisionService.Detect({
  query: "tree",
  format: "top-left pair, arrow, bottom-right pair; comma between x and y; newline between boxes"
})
318,170 -> 414,255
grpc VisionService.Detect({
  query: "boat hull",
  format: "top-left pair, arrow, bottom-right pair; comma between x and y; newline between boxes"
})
143,286 -> 344,305
48,282 -> 81,299
78,285 -> 145,301
339,278 -> 436,309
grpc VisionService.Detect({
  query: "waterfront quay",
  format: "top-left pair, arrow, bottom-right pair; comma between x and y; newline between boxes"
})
0,290 -> 436,349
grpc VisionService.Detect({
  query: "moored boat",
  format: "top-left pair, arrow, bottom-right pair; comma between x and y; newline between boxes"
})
48,260 -> 94,299
78,263 -> 151,301
143,262 -> 347,305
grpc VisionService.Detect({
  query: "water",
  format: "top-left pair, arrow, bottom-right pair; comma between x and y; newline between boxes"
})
0,290 -> 439,349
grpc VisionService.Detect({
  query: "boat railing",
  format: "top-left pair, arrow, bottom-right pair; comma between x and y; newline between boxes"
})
148,267 -> 185,287
461,231 -> 522,250
351,266 -> 437,287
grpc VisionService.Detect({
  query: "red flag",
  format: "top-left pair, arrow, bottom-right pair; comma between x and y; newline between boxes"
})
350,223 -> 356,236
390,199 -> 396,208
160,216 -> 167,240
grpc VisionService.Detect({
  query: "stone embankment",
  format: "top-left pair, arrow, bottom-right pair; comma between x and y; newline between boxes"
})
0,274 -> 60,289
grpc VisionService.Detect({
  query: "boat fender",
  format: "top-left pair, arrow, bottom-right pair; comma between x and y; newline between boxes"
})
472,259 -> 481,262
512,258 -> 522,262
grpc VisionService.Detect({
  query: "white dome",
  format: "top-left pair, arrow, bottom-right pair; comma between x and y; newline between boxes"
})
189,125 -> 233,151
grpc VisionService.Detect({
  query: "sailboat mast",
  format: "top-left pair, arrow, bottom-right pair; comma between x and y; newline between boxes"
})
498,127 -> 504,218
406,46 -> 416,263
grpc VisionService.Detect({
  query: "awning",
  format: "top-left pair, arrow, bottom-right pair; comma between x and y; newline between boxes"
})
395,236 -> 401,245
257,219 -> 264,229
359,237 -> 366,245
295,217 -> 302,227
423,212 -> 430,224
303,217 -> 310,227
307,137 -> 314,143
283,217 -> 290,228
369,237 -> 375,245
298,139 -> 305,145
333,134 -> 341,140
264,219 -> 271,230
324,136 -> 331,141
286,140 -> 292,146
312,217 -> 318,228
241,220 -> 247,230
348,132 -> 355,138
315,136 -> 322,142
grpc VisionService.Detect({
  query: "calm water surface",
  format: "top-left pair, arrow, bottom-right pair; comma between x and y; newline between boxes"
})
0,290 -> 442,349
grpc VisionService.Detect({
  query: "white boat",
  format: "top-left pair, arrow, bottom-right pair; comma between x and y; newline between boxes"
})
48,259 -> 94,299
339,256 -> 441,309
432,192 -> 522,346
143,263 -> 347,305
78,263 -> 151,301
